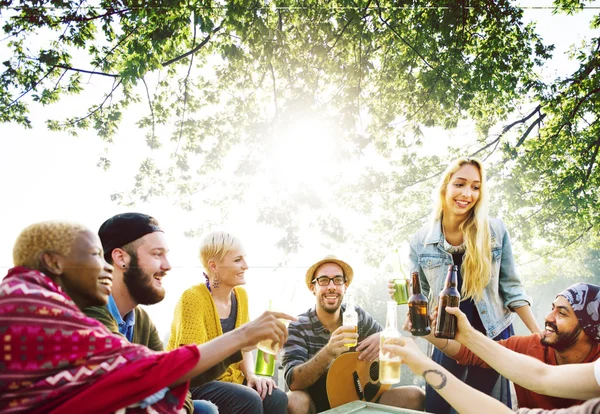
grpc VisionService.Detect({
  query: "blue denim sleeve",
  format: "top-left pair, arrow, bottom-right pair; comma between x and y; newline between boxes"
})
497,220 -> 531,308
409,232 -> 430,299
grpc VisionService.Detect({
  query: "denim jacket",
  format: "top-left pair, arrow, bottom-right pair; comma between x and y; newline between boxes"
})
409,217 -> 531,338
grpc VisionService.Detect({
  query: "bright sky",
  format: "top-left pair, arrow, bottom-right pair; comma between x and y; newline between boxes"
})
1,2 -> 598,338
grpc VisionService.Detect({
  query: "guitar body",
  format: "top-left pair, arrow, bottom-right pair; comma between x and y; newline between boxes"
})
326,351 -> 391,408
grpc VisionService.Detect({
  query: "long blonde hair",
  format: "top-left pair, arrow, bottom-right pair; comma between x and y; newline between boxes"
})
432,157 -> 491,302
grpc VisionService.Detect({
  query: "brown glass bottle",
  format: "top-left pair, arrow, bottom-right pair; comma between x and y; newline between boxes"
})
408,271 -> 430,336
434,264 -> 461,339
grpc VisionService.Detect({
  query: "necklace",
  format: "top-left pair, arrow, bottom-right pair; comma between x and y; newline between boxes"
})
442,224 -> 466,254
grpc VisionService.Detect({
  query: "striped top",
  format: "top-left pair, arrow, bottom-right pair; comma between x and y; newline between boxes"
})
282,304 -> 382,411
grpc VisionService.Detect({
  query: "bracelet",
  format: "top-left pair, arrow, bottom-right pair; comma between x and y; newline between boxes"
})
439,339 -> 449,351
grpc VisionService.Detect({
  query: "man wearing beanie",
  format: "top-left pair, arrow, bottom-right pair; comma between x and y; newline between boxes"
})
83,213 -> 223,414
422,282 -> 600,411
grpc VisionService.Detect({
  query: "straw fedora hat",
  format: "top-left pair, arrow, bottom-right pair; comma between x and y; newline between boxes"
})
305,255 -> 354,289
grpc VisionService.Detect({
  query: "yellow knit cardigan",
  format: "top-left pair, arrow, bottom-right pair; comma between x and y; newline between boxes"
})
167,283 -> 249,384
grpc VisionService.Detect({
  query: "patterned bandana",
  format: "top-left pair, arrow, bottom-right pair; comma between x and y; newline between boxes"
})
558,283 -> 600,343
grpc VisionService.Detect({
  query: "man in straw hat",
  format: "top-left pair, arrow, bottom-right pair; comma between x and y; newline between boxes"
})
282,255 -> 425,413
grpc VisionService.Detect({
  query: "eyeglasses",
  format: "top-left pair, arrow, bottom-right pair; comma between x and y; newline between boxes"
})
313,276 -> 345,286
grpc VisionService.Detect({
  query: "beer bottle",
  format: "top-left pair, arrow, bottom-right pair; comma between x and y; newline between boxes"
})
434,264 -> 461,339
379,301 -> 402,384
408,271 -> 431,336
343,294 -> 358,347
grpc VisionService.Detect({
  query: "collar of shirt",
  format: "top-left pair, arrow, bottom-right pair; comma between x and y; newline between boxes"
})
106,295 -> 136,341
308,304 -> 347,335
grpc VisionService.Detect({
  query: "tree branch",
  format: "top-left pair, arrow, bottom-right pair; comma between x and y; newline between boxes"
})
141,77 -> 156,147
518,225 -> 593,266
569,87 -> 600,121
269,62 -> 278,118
516,112 -> 546,147
59,79 -> 122,127
374,0 -> 434,71
162,25 -> 222,67
5,66 -> 56,110
583,136 -> 600,189
174,18 -> 197,157
501,104 -> 542,134
54,65 -> 119,78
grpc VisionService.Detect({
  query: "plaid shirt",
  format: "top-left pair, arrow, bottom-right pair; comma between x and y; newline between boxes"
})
282,304 -> 382,411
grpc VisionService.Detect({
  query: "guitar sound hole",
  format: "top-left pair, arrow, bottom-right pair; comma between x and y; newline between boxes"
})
370,361 -> 380,382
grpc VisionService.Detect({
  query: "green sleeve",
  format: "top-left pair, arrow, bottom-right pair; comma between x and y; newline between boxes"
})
82,306 -> 124,337
146,314 -> 164,352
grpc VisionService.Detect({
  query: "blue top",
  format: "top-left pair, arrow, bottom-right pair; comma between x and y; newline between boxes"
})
409,218 -> 530,338
453,253 -> 512,340
106,295 -> 135,342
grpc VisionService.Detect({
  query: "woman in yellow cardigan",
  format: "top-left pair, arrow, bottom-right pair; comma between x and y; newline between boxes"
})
168,231 -> 288,414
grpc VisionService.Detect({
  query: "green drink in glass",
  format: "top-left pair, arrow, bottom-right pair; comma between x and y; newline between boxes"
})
393,278 -> 410,305
255,349 -> 275,377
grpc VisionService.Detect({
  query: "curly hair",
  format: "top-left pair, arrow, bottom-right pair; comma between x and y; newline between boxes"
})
199,231 -> 242,273
13,221 -> 88,270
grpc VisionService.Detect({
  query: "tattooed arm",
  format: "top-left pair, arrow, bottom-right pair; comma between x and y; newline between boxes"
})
383,338 -> 512,414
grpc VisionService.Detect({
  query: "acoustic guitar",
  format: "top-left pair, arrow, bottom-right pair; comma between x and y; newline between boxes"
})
326,351 -> 391,408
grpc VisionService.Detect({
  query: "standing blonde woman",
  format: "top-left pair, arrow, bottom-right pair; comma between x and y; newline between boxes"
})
406,157 -> 541,414
168,231 -> 289,414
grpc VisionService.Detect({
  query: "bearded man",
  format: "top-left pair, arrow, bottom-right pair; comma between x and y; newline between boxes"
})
282,255 -> 425,413
83,212 -> 219,414
423,282 -> 600,411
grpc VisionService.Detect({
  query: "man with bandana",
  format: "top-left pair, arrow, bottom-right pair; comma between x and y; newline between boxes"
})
419,282 -> 600,411
83,213 -> 222,414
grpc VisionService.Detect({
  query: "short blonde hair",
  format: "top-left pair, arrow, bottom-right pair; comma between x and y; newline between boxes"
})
199,231 -> 242,272
13,221 -> 88,270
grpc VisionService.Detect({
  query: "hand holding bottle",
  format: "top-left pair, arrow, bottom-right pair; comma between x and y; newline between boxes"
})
325,325 -> 359,358
242,311 -> 297,352
403,309 -> 435,339
381,337 -> 433,375
379,301 -> 402,384
435,265 -> 461,339
442,306 -> 476,344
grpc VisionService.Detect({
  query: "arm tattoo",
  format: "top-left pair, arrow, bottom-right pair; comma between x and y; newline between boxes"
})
422,369 -> 448,390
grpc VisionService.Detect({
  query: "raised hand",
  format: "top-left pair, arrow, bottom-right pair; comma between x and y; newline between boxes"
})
356,332 -> 380,362
326,325 -> 359,359
382,337 -> 431,374
387,280 -> 396,300
241,311 -> 297,351
444,306 -> 475,342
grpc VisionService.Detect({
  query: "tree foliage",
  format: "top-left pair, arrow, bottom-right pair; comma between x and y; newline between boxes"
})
1,0 -> 599,268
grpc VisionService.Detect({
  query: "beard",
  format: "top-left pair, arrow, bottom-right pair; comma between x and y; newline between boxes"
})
318,293 -> 343,314
541,322 -> 582,351
123,253 -> 166,305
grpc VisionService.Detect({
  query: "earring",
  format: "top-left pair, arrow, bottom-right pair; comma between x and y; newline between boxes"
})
122,264 -> 126,268
212,272 -> 220,290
